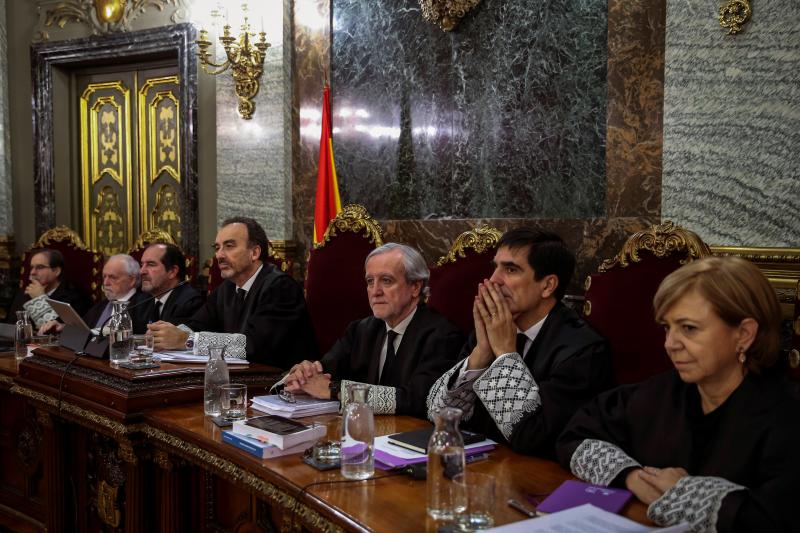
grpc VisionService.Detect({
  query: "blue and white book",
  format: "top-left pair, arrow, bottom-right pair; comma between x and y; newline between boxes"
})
221,430 -> 311,459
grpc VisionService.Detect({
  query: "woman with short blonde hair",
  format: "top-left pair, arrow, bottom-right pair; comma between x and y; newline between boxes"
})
557,256 -> 799,532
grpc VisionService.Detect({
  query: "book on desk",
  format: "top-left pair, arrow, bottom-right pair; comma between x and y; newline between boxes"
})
232,415 -> 327,449
222,431 -> 311,459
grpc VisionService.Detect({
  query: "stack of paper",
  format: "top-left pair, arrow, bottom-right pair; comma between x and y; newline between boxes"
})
153,350 -> 250,365
250,394 -> 340,418
373,435 -> 496,470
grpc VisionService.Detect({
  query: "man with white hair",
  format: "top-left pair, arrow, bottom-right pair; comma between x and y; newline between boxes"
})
284,243 -> 464,419
41,254 -> 149,334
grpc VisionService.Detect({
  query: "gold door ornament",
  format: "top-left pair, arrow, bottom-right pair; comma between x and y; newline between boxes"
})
152,184 -> 182,243
81,81 -> 133,254
719,0 -> 751,35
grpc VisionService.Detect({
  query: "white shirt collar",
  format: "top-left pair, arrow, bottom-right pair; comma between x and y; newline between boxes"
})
518,313 -> 548,345
385,305 -> 418,336
116,288 -> 137,302
238,264 -> 264,293
155,289 -> 173,306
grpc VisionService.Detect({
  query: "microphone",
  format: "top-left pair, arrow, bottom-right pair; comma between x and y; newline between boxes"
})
84,280 -> 189,359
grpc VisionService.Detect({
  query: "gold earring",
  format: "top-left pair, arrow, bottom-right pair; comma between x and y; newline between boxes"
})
737,348 -> 747,364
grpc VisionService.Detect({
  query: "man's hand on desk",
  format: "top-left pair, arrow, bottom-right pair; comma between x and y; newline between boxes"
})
39,320 -> 64,335
148,321 -> 189,350
285,360 -> 324,386
285,371 -> 333,399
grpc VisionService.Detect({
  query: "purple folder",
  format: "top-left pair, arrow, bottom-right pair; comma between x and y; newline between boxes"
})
536,480 -> 633,514
374,443 -> 495,470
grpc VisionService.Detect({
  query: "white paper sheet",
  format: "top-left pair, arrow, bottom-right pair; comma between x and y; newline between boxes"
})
486,504 -> 689,532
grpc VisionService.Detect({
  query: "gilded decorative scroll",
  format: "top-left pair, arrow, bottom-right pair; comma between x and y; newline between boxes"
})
316,204 -> 384,249
151,184 -> 182,243
34,225 -> 88,249
435,225 -> 502,267
81,81 -> 133,254
419,0 -> 482,31
719,0 -> 751,35
97,480 -> 121,528
131,227 -> 175,251
35,0 -> 190,40
598,221 -> 711,272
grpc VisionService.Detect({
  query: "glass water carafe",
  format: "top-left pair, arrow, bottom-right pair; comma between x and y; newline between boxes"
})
204,345 -> 230,416
427,407 -> 466,520
341,383 -> 375,479
108,300 -> 133,364
15,311 -> 32,359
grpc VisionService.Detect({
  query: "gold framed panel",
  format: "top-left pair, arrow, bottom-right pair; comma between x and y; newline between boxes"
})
80,81 -> 133,254
138,75 -> 181,241
710,245 -> 800,318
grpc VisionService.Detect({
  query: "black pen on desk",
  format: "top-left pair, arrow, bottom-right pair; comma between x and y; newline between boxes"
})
507,498 -> 537,518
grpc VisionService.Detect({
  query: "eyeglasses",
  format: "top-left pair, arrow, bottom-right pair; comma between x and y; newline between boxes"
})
31,265 -> 53,271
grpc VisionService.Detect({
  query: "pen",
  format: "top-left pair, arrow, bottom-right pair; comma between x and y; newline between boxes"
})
507,498 -> 537,518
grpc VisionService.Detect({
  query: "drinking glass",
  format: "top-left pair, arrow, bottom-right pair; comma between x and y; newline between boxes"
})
453,472 -> 496,531
220,383 -> 248,421
129,332 -> 155,366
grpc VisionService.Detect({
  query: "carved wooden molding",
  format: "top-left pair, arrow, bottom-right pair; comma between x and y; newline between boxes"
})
598,221 -> 711,273
419,0 -> 482,31
131,227 -> 176,251
435,225 -> 502,267
315,204 -> 384,250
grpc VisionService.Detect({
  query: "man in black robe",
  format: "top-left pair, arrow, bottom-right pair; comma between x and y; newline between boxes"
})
149,217 -> 317,368
427,228 -> 612,457
283,243 -> 464,419
139,243 -> 202,325
8,249 -> 89,328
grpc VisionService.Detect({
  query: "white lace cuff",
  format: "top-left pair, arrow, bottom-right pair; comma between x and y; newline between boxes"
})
647,475 -> 745,531
23,295 -> 58,328
341,380 -> 396,414
426,361 -> 477,423
176,324 -> 247,360
473,352 -> 541,440
570,439 -> 642,486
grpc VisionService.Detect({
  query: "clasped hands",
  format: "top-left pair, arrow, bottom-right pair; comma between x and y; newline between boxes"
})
467,280 -> 518,370
625,466 -> 688,505
283,360 -> 332,399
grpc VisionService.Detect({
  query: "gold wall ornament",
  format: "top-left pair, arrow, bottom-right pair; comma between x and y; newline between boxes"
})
36,0 -> 190,39
435,225 -> 502,266
131,227 -> 175,251
598,221 -> 711,272
719,0 -> 751,35
34,226 -> 88,249
419,0 -> 483,31
316,203 -> 384,249
97,480 -> 122,528
196,4 -> 270,119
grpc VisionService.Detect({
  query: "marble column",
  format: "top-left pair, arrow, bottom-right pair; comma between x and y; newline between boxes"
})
216,0 -> 293,243
0,0 -> 16,319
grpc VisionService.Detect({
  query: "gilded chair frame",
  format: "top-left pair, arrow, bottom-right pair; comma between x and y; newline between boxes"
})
434,224 -> 503,267
313,204 -> 384,250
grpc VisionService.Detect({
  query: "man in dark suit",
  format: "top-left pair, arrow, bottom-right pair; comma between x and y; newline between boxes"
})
139,243 -> 202,325
148,217 -> 317,368
12,249 -> 90,328
427,228 -> 612,458
283,243 -> 464,419
42,254 -> 149,334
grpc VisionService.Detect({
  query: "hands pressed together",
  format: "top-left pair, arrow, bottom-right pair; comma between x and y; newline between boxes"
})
467,279 -> 517,370
283,360 -> 332,399
625,466 -> 688,505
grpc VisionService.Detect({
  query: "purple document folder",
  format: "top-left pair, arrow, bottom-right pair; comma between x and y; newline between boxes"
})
374,443 -> 495,470
536,480 -> 633,514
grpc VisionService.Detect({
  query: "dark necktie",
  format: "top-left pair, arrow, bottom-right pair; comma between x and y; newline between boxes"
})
379,330 -> 399,386
516,333 -> 528,357
235,288 -> 247,323
153,300 -> 163,322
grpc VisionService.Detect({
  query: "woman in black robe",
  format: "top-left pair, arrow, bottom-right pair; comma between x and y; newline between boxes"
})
557,257 -> 800,532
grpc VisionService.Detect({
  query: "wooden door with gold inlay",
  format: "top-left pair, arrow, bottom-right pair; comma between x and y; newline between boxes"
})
77,64 -> 183,255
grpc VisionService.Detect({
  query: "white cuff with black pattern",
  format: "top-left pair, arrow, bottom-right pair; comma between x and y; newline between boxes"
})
647,475 -> 745,532
569,439 -> 641,486
340,380 -> 396,414
23,295 -> 58,328
426,361 -> 477,423
473,352 -> 540,440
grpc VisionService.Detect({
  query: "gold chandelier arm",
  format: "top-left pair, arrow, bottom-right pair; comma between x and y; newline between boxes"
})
200,61 -> 231,75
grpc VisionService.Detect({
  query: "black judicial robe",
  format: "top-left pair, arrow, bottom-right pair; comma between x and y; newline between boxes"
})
444,302 -> 611,458
83,290 -> 151,334
557,369 -> 800,532
143,282 -> 203,326
320,303 -> 464,419
183,264 -> 317,368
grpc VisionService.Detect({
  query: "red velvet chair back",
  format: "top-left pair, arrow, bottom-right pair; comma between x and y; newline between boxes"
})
128,228 -> 198,285
205,242 -> 292,295
428,225 -> 502,334
20,226 -> 104,303
790,280 -> 800,382
584,222 -> 711,385
304,204 -> 384,354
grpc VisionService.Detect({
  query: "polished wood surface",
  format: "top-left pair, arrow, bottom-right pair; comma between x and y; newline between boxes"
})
145,404 -> 651,532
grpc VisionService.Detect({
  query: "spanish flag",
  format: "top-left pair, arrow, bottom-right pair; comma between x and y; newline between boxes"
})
313,85 -> 342,245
